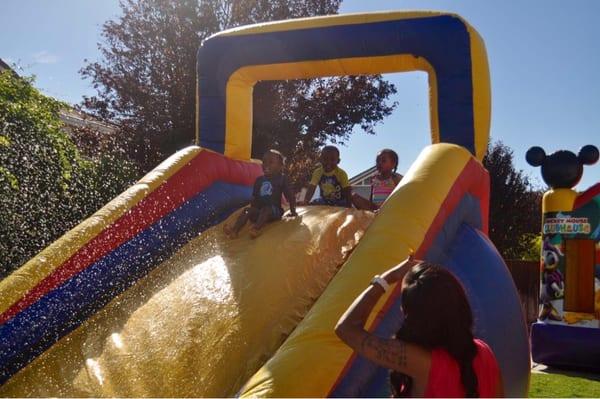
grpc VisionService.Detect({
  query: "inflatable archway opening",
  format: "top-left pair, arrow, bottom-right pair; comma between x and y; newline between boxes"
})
196,11 -> 491,161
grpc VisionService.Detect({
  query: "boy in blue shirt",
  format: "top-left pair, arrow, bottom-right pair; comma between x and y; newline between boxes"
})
224,149 -> 297,239
302,145 -> 352,207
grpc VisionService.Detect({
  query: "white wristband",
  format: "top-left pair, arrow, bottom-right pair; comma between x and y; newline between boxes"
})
370,275 -> 390,293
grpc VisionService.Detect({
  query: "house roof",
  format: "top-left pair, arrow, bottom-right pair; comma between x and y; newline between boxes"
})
59,108 -> 118,134
349,165 -> 378,185
349,165 -> 405,185
0,58 -> 11,71
0,57 -> 117,134
0,58 -> 20,78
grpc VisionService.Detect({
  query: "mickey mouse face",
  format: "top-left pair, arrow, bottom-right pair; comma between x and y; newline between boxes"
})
526,145 -> 599,189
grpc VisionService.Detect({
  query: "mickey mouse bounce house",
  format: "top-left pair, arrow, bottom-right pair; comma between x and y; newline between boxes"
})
527,145 -> 600,370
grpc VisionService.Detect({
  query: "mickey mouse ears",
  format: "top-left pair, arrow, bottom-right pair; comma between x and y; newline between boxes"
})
579,145 -> 599,165
525,146 -> 546,167
526,145 -> 599,167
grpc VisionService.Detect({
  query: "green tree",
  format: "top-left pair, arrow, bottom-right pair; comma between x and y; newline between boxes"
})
483,140 -> 542,260
64,120 -> 141,216
80,0 -> 397,178
0,71 -> 138,277
518,233 -> 542,262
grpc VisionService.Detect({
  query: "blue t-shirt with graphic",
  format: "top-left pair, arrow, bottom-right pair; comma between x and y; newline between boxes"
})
251,173 -> 292,212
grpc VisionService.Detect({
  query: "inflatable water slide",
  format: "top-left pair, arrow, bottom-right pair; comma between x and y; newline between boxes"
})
0,12 -> 530,397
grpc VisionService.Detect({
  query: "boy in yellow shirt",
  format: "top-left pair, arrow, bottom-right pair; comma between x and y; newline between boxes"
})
302,145 -> 352,207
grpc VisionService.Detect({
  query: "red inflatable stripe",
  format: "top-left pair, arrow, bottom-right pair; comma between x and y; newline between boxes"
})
417,158 -> 489,259
574,183 -> 600,209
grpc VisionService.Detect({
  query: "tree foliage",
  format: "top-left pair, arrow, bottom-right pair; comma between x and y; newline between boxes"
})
518,233 -> 542,262
80,0 -> 397,177
0,71 -> 138,277
483,140 -> 542,260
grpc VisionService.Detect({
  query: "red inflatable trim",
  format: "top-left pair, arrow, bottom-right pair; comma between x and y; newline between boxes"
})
416,158 -> 489,259
574,182 -> 600,209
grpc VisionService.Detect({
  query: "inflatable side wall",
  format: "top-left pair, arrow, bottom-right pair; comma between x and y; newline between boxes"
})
0,148 -> 261,383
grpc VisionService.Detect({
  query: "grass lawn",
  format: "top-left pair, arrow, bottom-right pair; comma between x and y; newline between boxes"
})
530,372 -> 600,397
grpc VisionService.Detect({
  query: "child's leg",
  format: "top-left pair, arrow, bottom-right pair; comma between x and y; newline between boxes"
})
224,207 -> 258,237
249,206 -> 276,238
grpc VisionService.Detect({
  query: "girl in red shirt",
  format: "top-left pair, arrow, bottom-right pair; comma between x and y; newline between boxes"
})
336,257 -> 503,397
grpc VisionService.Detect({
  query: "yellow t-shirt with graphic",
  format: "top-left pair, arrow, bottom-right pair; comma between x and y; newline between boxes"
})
310,166 -> 349,204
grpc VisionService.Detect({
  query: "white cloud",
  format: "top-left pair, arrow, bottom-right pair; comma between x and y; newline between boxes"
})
32,50 -> 59,64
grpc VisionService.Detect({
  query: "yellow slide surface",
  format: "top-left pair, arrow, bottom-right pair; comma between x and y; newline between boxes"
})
0,207 -> 373,397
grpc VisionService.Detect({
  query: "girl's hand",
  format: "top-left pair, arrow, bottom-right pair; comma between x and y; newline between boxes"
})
401,253 -> 421,268
381,254 -> 422,284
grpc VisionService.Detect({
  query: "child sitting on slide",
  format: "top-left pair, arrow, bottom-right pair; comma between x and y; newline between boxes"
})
301,145 -> 352,207
352,148 -> 402,210
224,149 -> 297,239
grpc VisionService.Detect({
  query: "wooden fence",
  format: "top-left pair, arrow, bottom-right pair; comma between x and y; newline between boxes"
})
505,260 -> 540,326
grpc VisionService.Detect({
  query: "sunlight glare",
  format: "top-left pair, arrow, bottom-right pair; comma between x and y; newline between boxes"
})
85,358 -> 104,385
190,255 -> 233,303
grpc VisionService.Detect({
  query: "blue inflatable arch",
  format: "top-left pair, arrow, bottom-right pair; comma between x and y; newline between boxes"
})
196,11 -> 490,160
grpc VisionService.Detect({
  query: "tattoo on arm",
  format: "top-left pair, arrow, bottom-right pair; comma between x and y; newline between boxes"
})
362,335 -> 407,370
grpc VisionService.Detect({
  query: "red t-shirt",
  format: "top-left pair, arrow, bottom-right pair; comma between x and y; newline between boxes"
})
423,339 -> 500,398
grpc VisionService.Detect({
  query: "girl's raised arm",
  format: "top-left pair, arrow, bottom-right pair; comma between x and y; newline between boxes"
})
334,256 -> 430,377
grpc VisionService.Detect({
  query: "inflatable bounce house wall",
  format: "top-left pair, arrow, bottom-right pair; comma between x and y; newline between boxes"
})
0,11 -> 530,397
527,145 -> 600,371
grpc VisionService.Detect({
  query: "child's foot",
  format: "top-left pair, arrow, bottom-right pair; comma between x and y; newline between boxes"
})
249,226 -> 261,239
223,224 -> 237,238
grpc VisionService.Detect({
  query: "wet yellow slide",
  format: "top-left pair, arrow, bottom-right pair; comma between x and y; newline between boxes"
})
0,206 -> 373,397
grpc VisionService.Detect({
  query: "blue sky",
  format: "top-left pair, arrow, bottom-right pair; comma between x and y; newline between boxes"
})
1,0 -> 599,190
